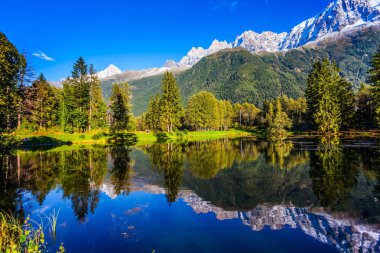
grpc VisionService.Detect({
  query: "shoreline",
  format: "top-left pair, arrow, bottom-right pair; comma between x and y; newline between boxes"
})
13,129 -> 380,150
15,129 -> 256,149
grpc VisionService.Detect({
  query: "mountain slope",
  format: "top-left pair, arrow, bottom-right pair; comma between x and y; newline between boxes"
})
172,0 -> 380,68
99,0 -> 379,86
113,26 -> 380,115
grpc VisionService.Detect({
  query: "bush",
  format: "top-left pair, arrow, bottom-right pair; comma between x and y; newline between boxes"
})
92,132 -> 107,140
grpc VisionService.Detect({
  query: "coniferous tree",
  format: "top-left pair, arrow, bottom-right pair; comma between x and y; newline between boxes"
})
306,60 -> 352,134
145,94 -> 162,132
109,83 -> 132,133
0,32 -> 26,132
336,78 -> 355,129
355,84 -> 376,129
89,65 -> 107,130
73,57 -> 90,132
159,72 -> 183,132
267,99 -> 292,143
28,74 -> 60,129
368,45 -> 380,127
62,57 -> 106,132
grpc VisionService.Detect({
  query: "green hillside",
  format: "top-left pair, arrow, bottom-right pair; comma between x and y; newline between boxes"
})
101,27 -> 380,116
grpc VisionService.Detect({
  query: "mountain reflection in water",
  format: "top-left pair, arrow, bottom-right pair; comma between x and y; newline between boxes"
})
0,138 -> 379,253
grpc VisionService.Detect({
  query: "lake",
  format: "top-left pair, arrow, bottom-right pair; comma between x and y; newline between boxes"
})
0,137 -> 379,253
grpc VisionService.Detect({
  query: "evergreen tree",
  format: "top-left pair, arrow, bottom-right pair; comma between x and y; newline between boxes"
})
62,79 -> 77,132
306,60 -> 352,134
89,65 -> 107,130
72,57 -> 90,132
355,84 -> 376,129
145,94 -> 162,132
336,78 -> 355,129
29,74 -> 60,129
62,57 -> 104,132
0,32 -> 26,132
159,72 -> 183,132
109,83 -> 132,133
368,45 -> 380,127
267,99 -> 292,143
315,90 -> 341,135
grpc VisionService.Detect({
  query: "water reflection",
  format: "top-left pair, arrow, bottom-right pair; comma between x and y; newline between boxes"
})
0,138 -> 379,252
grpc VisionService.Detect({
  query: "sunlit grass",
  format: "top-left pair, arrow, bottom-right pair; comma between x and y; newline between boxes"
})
16,129 -> 255,147
0,211 -> 65,253
0,212 -> 45,253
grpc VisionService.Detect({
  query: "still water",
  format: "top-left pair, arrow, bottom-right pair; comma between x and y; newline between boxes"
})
1,138 -> 379,253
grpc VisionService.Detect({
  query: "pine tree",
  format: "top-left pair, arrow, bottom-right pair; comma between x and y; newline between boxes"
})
62,57 -> 95,132
315,90 -> 341,135
159,72 -> 183,132
0,32 -> 26,132
29,74 -> 60,129
368,45 -> 380,127
306,59 -> 350,134
145,94 -> 162,132
89,65 -> 107,130
267,99 -> 292,143
335,78 -> 355,129
109,83 -> 132,133
355,84 -> 376,129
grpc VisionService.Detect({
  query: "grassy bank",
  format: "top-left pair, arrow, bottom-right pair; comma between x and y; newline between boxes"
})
16,129 -> 255,148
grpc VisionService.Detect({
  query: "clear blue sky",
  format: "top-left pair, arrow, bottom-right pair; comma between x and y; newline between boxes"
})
1,0 -> 332,81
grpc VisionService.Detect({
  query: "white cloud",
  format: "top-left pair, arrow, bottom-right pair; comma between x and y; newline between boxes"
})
32,50 -> 55,61
212,0 -> 239,11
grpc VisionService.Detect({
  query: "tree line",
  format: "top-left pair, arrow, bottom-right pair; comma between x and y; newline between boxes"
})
1,31 -> 380,142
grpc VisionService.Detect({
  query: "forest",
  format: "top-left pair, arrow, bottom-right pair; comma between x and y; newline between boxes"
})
1,31 -> 380,146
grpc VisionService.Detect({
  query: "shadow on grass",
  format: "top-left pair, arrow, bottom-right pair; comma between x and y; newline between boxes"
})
106,133 -> 138,146
20,136 -> 73,151
154,132 -> 171,143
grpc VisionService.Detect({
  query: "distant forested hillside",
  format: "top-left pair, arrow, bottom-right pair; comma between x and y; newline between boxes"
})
101,27 -> 380,115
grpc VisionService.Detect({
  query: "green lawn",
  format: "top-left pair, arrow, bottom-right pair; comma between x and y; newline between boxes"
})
17,129 -> 255,148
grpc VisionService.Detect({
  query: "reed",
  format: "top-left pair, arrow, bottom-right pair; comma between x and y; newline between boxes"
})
44,209 -> 60,238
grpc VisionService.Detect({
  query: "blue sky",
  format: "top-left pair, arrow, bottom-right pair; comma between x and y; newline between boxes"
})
1,0 -> 332,81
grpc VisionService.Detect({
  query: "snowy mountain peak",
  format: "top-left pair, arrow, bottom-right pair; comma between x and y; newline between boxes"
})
97,64 -> 122,79
177,40 -> 232,67
174,0 -> 380,68
281,0 -> 380,49
233,31 -> 287,53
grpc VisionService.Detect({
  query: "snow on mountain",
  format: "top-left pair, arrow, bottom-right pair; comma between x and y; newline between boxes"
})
174,0 -> 380,66
233,31 -> 287,53
177,40 -> 232,67
281,0 -> 380,49
100,0 -> 380,82
97,64 -> 122,79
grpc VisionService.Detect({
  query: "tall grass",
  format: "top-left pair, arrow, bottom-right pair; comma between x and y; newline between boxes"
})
44,209 -> 60,238
0,212 -> 65,253
0,212 -> 45,253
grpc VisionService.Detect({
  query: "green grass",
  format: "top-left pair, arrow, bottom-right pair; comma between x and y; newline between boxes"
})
16,129 -> 255,148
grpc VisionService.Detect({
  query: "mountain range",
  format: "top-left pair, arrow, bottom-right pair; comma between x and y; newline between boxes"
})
100,0 -> 380,115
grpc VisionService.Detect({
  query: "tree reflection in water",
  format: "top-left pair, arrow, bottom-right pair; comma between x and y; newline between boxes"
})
309,138 -> 358,209
145,143 -> 184,204
0,138 -> 379,225
109,146 -> 134,195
